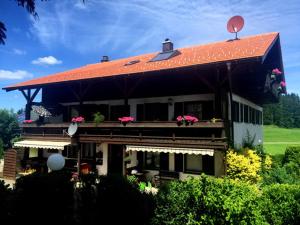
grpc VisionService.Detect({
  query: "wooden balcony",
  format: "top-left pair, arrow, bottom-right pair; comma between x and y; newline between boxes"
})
20,121 -> 227,150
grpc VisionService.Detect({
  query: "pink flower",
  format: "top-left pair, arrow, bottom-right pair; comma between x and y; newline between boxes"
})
272,68 -> 282,75
118,117 -> 134,123
280,81 -> 286,87
71,116 -> 85,123
23,120 -> 33,124
184,115 -> 199,123
176,116 -> 184,122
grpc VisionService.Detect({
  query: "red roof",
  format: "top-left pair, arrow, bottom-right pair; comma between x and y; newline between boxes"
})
4,32 -> 279,90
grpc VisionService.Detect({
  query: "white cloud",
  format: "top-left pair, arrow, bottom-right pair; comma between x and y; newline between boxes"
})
13,48 -> 27,55
32,56 -> 62,65
0,70 -> 33,80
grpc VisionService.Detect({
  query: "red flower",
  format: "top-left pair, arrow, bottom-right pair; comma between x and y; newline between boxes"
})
280,81 -> 286,87
23,120 -> 33,124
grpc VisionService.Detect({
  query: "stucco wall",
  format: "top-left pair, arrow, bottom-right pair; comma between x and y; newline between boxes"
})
96,143 -> 108,175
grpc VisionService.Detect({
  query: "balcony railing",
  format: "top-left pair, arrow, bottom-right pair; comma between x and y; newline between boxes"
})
20,121 -> 227,149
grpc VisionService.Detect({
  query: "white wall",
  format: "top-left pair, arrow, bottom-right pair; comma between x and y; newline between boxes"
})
231,93 -> 263,148
96,143 -> 108,175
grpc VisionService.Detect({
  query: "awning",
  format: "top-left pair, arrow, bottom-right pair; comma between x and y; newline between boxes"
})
126,145 -> 214,156
14,140 -> 70,150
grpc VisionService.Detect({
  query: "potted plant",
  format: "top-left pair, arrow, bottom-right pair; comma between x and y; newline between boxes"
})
71,116 -> 85,123
270,68 -> 282,80
93,112 -> 105,126
176,115 -> 198,126
118,116 -> 134,126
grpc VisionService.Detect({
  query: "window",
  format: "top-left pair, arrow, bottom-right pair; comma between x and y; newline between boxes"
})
110,105 -> 130,121
63,145 -> 77,159
175,153 -> 183,172
240,103 -> 244,122
244,105 -> 249,123
185,155 -> 202,173
184,101 -> 202,119
145,152 -> 160,170
233,101 -> 240,122
259,111 -> 263,125
149,50 -> 180,62
136,103 -> 169,121
81,143 -> 96,159
202,155 -> 215,175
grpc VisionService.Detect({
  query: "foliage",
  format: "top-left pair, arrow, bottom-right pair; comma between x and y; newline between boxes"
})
0,138 -> 4,159
226,149 -> 262,184
263,93 -> 300,128
0,109 -> 20,149
77,174 -> 154,225
151,176 -> 266,225
242,130 -> 256,149
0,180 -> 13,221
260,184 -> 300,225
93,112 -> 105,126
263,146 -> 300,185
12,171 -> 74,224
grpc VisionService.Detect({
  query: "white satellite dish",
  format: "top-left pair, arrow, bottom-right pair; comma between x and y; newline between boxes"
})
65,123 -> 78,137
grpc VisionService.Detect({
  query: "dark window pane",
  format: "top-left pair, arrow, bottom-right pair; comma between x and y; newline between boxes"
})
244,105 -> 249,123
202,101 -> 214,120
160,153 -> 169,171
202,155 -> 214,175
110,105 -> 130,121
240,104 -> 244,122
184,101 -> 202,119
174,102 -> 184,120
175,153 -> 183,172
136,104 -> 144,121
145,103 -> 168,121
233,101 -> 240,122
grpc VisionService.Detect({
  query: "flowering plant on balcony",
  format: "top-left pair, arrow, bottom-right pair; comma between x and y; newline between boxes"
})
71,116 -> 85,123
23,120 -> 33,124
270,68 -> 282,80
176,115 -> 199,126
277,81 -> 287,94
118,116 -> 134,126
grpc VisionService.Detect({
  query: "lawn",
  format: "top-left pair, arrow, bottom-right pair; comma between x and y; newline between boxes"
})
263,125 -> 300,155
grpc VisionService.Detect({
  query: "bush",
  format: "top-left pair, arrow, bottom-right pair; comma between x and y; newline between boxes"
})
12,171 -> 74,225
151,176 -> 266,225
0,180 -> 13,221
77,174 -> 154,225
263,146 -> 300,185
261,184 -> 300,225
226,149 -> 262,184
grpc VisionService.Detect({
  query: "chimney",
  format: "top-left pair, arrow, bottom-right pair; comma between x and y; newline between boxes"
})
162,38 -> 173,52
101,55 -> 109,62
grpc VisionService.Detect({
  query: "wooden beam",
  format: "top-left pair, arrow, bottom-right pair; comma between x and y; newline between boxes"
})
30,88 -> 41,102
21,89 -> 29,101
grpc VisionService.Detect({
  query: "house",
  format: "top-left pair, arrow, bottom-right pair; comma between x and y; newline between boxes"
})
3,32 -> 285,181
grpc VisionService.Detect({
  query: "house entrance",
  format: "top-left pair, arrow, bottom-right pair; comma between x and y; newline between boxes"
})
108,144 -> 124,175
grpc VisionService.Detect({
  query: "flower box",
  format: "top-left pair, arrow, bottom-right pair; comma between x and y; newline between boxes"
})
176,115 -> 199,126
118,116 -> 134,126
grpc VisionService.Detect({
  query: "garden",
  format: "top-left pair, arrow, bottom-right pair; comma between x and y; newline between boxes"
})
1,145 -> 300,225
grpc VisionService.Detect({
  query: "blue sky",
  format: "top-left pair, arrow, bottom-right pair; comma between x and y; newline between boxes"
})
0,0 -> 300,111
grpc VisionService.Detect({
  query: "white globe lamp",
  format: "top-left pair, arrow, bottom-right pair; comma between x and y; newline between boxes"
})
47,153 -> 65,171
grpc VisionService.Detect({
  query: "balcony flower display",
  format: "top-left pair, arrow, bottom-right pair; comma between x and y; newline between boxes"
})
278,81 -> 287,93
118,116 -> 134,126
176,115 -> 199,126
71,116 -> 85,123
270,68 -> 282,80
23,120 -> 33,124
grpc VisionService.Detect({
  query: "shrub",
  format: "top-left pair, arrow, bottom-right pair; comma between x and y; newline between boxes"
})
261,184 -> 300,225
226,149 -> 262,184
151,176 -> 266,225
0,180 -> 13,221
12,171 -> 74,224
77,174 -> 154,225
263,146 -> 300,185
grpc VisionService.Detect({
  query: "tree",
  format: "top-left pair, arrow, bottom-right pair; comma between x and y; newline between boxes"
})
263,93 -> 300,128
0,0 -> 85,44
0,109 -> 20,152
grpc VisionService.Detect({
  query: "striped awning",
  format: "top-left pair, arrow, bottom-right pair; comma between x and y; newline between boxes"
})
14,140 -> 70,150
126,145 -> 214,156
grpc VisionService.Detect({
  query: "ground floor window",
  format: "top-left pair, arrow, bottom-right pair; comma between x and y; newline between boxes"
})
145,152 -> 160,170
185,154 -> 202,173
184,154 -> 215,175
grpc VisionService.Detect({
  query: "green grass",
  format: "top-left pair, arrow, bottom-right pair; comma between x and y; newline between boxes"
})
264,125 -> 300,155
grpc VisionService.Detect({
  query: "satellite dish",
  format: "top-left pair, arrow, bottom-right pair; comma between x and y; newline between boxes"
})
227,15 -> 244,40
66,123 -> 78,137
